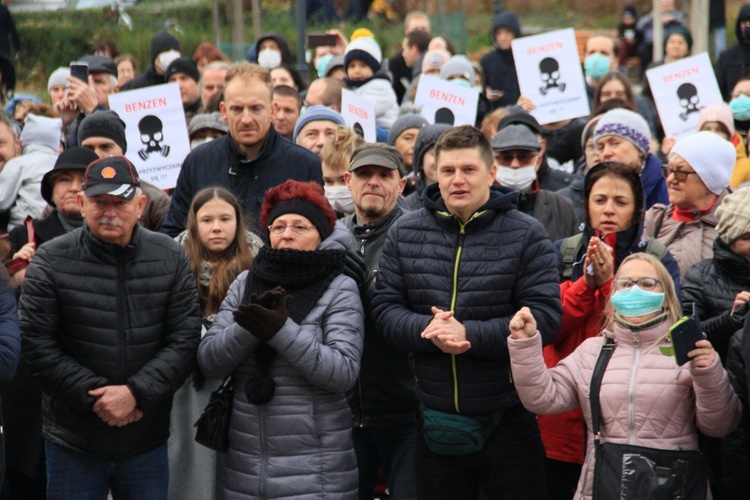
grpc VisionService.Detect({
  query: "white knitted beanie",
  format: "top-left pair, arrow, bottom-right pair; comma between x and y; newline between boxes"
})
670,131 -> 735,195
47,67 -> 69,92
344,37 -> 382,73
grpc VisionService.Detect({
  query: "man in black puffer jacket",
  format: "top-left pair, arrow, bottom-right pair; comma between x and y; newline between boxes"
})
373,126 -> 561,499
716,4 -> 750,101
480,12 -> 522,110
19,156 -> 201,498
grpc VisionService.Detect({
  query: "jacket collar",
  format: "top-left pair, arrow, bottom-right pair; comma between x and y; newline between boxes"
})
347,205 -> 405,239
423,183 -> 519,232
82,223 -> 140,262
226,126 -> 279,164
713,236 -> 750,280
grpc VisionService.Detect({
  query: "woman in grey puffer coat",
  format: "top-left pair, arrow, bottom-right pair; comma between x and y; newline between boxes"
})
198,180 -> 364,499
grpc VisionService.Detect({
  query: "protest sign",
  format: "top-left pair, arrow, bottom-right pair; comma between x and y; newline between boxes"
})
511,28 -> 590,124
341,89 -> 377,142
108,83 -> 190,190
646,53 -> 723,140
415,74 -> 479,126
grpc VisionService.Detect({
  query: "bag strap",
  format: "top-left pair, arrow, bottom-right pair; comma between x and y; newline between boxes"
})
652,207 -> 667,239
590,337 -> 616,444
644,237 -> 669,261
561,233 -> 583,280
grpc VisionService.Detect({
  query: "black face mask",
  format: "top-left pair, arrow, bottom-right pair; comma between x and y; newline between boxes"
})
742,24 -> 750,43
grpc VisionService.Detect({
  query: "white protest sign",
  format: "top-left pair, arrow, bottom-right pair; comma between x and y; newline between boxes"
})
511,28 -> 590,125
108,83 -> 190,190
646,53 -> 722,141
341,89 -> 377,142
414,74 -> 479,126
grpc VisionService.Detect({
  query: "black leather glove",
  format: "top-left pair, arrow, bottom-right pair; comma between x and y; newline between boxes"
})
343,251 -> 369,289
233,287 -> 288,341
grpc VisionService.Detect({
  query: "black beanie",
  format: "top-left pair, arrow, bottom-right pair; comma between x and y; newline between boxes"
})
150,31 -> 181,63
267,199 -> 333,241
165,57 -> 200,83
77,110 -> 127,154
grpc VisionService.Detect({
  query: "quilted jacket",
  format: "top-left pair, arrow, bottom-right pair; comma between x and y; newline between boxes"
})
197,224 -> 364,499
372,183 -> 562,415
19,225 -> 201,460
509,318 -> 741,499
682,237 -> 750,362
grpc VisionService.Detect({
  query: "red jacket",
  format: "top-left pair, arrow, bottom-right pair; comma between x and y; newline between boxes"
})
540,276 -> 612,464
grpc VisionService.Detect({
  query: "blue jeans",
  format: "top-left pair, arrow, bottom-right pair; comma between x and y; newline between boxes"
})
353,423 -> 417,500
45,441 -> 168,500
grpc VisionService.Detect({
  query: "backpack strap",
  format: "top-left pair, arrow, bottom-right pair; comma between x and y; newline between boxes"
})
561,233 -> 584,280
644,237 -> 669,261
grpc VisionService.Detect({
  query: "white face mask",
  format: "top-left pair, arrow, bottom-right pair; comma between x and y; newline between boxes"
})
495,165 -> 537,191
324,185 -> 355,214
257,49 -> 282,70
190,136 -> 215,150
155,50 -> 180,73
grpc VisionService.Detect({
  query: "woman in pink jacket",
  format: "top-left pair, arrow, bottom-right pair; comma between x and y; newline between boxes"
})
507,253 -> 741,499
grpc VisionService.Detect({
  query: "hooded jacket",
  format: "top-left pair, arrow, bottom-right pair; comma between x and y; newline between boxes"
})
19,225 -> 201,460
682,237 -> 750,363
402,124 -> 450,210
121,31 -> 180,91
509,318 -> 741,500
0,114 -> 61,230
247,32 -> 293,67
197,223 -> 364,499
540,222 -> 681,465
716,4 -> 750,101
480,13 -> 522,109
642,152 -> 669,209
162,127 -> 322,236
644,188 -> 730,277
372,184 -> 562,415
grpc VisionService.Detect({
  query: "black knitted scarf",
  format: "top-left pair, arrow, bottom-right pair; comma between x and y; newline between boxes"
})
242,245 -> 346,405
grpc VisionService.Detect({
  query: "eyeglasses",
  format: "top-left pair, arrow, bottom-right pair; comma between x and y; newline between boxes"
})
495,151 -> 538,166
613,277 -> 662,291
268,224 -> 315,236
662,166 -> 699,182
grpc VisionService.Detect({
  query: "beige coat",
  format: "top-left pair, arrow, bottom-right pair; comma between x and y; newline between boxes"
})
643,189 -> 730,277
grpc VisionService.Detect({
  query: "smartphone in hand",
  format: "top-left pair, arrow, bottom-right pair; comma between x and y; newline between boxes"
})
70,61 -> 89,83
669,306 -> 703,366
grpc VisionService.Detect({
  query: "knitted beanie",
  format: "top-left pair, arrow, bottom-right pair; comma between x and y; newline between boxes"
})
697,102 -> 735,136
594,109 -> 651,158
670,131 -> 735,195
47,67 -> 69,92
716,188 -> 750,244
344,37 -> 382,74
78,110 -> 127,154
387,114 -> 428,146
150,31 -> 181,63
664,25 -> 693,53
292,105 -> 345,143
439,55 -> 475,82
165,57 -> 200,83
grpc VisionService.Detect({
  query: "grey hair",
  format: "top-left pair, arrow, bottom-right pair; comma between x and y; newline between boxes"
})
0,111 -> 19,137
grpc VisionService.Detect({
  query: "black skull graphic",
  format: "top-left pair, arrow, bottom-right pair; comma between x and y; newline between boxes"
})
138,115 -> 170,160
539,57 -> 566,96
677,83 -> 702,121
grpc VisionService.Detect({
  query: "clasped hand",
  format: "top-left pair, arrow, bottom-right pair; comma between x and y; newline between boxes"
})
584,236 -> 614,289
509,307 -> 537,340
421,306 -> 470,354
233,286 -> 289,341
88,385 -> 141,427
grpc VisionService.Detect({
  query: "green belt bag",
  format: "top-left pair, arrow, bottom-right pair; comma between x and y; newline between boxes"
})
420,407 -> 503,456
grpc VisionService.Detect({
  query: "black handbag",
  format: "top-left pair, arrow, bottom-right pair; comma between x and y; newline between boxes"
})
590,338 -> 707,500
194,375 -> 233,452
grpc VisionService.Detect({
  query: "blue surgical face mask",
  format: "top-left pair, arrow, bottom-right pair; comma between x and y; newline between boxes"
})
611,285 -> 665,318
584,53 -> 611,80
316,54 -> 333,78
451,78 -> 472,88
730,94 -> 750,121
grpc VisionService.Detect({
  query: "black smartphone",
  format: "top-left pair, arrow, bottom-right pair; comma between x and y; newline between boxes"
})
70,61 -> 89,83
669,306 -> 703,366
308,33 -> 337,48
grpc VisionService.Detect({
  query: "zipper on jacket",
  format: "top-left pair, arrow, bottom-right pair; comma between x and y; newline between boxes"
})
450,222 -> 467,414
357,377 -> 365,428
259,405 -> 267,498
628,331 -> 640,445
116,252 -> 127,458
